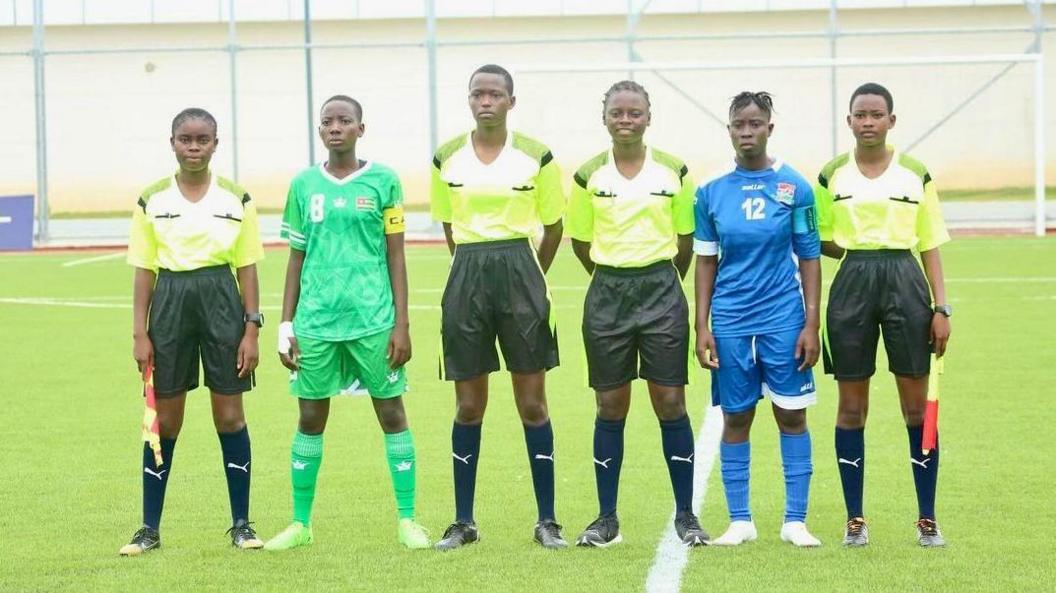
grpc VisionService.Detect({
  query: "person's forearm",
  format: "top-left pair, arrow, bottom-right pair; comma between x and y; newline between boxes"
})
386,234 -> 410,328
694,256 -> 717,331
537,220 -> 563,273
236,264 -> 260,314
571,239 -> 594,275
674,235 -> 693,279
282,249 -> 305,322
920,248 -> 947,305
821,240 -> 845,259
442,222 -> 455,256
132,268 -> 156,337
798,258 -> 821,328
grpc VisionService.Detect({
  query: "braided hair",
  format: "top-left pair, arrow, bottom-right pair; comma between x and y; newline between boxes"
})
728,91 -> 774,120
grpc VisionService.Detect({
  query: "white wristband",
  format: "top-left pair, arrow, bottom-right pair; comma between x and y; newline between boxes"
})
278,321 -> 295,355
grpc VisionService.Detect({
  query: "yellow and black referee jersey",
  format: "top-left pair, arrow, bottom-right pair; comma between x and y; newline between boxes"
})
430,130 -> 565,245
127,174 -> 265,272
566,147 -> 695,268
815,147 -> 950,252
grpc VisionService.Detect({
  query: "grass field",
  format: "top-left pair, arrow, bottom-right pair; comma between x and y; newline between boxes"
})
1,237 -> 1053,593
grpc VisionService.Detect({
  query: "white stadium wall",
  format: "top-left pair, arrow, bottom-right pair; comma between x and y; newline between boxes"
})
0,2 -> 1052,213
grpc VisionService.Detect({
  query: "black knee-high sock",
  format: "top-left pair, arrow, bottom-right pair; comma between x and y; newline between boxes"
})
594,417 -> 625,517
660,415 -> 695,513
142,438 -> 177,530
452,422 -> 482,524
907,425 -> 939,520
524,421 -> 556,522
835,427 -> 865,519
218,426 -> 252,525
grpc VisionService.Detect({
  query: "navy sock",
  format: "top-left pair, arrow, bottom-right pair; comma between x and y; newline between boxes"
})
218,426 -> 252,525
451,422 -> 482,524
524,421 -> 556,522
660,415 -> 695,513
835,427 -> 865,519
142,438 -> 177,530
907,425 -> 939,520
593,417 -> 625,517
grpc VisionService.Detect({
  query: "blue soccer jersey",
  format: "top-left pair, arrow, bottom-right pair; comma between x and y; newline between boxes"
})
693,160 -> 821,337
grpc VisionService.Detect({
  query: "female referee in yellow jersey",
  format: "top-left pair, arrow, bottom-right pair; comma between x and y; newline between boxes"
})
121,108 -> 264,555
566,81 -> 707,548
816,83 -> 951,548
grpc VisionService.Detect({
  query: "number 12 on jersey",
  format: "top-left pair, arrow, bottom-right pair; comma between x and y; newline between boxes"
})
741,197 -> 765,220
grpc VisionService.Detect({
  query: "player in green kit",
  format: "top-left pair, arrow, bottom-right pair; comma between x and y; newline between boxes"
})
264,95 -> 429,551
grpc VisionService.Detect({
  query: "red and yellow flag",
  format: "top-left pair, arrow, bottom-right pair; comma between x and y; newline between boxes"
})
922,355 -> 943,455
142,367 -> 163,467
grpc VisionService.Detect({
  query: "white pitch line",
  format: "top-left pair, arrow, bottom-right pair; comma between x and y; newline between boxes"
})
644,404 -> 724,593
60,252 -> 125,267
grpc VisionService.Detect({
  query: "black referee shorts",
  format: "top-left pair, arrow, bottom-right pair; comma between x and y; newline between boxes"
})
149,265 -> 251,396
822,249 -> 933,380
583,261 -> 689,391
440,238 -> 559,381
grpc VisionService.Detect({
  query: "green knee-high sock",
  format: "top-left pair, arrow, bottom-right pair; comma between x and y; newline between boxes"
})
384,429 -> 417,520
291,431 -> 323,525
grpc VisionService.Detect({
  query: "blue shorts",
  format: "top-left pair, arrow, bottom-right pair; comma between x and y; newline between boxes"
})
710,328 -> 817,414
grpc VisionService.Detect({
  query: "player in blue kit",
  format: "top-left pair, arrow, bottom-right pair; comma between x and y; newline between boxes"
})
694,92 -> 823,547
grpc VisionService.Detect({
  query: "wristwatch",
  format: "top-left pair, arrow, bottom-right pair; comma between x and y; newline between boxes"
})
244,312 -> 265,327
933,304 -> 952,318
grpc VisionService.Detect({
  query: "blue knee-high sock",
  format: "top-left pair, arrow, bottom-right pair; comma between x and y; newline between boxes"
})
593,417 -> 625,517
780,431 -> 813,523
524,421 -> 556,522
218,426 -> 252,525
660,415 -> 695,513
142,438 -> 177,530
907,425 -> 939,520
451,422 -> 482,524
835,427 -> 865,519
719,440 -> 752,522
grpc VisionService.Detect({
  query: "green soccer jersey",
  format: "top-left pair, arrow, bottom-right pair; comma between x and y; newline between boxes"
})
281,162 -> 407,341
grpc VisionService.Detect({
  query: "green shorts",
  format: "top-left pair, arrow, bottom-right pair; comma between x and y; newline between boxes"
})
290,329 -> 407,400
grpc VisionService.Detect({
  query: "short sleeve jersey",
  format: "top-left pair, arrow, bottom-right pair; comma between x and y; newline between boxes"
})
430,131 -> 565,244
814,148 -> 950,252
127,174 -> 264,272
693,160 -> 821,337
280,161 -> 407,342
566,147 -> 695,268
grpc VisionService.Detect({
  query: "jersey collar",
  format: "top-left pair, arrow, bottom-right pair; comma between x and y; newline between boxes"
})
733,157 -> 784,178
318,160 -> 373,185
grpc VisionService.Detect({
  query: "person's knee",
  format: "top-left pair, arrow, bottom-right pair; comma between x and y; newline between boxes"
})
375,399 -> 408,432
517,399 -> 549,426
652,391 -> 687,421
774,407 -> 807,434
157,416 -> 183,439
596,400 -> 626,422
212,405 -> 245,433
836,407 -> 866,428
298,405 -> 328,434
455,398 -> 486,425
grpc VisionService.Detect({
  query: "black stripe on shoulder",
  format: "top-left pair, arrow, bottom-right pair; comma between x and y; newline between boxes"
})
540,151 -> 553,167
137,197 -> 146,212
241,193 -> 251,205
432,155 -> 441,169
923,172 -> 932,185
817,173 -> 829,189
678,164 -> 689,182
573,172 -> 588,189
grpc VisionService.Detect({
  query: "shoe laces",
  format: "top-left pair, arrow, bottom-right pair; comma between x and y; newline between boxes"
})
916,519 -> 938,536
538,520 -> 563,538
441,522 -> 471,541
846,518 -> 866,536
131,527 -> 155,543
226,521 -> 258,539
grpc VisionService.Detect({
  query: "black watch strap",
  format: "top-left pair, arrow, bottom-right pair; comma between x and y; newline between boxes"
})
244,312 -> 264,327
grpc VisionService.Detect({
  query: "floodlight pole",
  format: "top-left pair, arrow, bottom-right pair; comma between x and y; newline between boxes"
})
32,0 -> 48,243
1031,0 -> 1046,237
304,0 -> 316,166
227,0 -> 239,181
426,0 -> 438,154
828,0 -> 839,158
